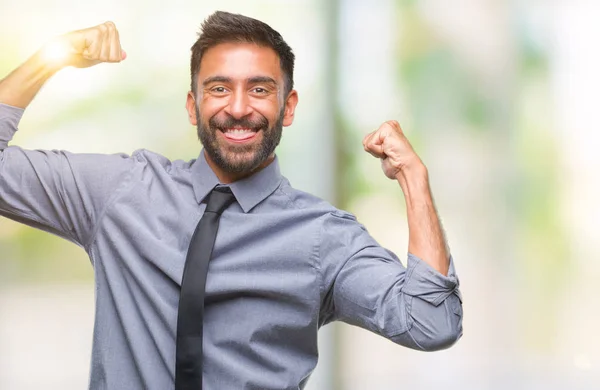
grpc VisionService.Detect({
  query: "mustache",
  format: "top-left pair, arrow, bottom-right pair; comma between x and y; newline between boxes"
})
208,114 -> 268,131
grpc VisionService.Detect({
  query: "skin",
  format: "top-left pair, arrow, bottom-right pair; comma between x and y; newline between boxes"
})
0,21 -> 126,109
363,122 -> 450,275
185,42 -> 298,184
0,22 -> 450,276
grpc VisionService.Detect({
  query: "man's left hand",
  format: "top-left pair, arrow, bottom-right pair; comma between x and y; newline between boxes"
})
362,120 -> 425,179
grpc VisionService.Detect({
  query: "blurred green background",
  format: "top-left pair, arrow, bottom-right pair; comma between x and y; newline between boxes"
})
1,0 -> 599,389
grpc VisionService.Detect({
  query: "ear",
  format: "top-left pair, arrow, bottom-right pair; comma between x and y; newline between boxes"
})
282,90 -> 299,127
186,91 -> 198,126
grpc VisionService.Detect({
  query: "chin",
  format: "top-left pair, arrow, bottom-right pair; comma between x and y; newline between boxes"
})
218,153 -> 262,174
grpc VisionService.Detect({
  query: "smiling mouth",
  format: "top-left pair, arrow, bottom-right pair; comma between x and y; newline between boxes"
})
220,127 -> 259,142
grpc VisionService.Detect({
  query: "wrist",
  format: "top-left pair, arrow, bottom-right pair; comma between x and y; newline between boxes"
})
37,36 -> 73,72
395,160 -> 431,203
394,159 -> 427,183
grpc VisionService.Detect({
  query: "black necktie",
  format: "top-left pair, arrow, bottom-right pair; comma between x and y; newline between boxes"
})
175,186 -> 236,390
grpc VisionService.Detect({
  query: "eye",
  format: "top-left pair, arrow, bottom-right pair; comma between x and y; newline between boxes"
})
252,87 -> 269,94
210,86 -> 228,94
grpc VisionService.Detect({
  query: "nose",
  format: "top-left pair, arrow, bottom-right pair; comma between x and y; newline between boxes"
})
223,89 -> 253,119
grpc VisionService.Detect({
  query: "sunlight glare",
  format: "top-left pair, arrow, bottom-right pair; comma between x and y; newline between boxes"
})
42,40 -> 71,63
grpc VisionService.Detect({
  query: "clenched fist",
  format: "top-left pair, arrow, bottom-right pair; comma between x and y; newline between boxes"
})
42,21 -> 127,68
362,120 -> 424,180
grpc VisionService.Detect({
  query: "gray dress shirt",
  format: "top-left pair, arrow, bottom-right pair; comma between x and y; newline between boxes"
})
0,103 -> 463,389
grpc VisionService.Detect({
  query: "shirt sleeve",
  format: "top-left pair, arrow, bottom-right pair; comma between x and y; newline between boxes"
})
0,103 -> 136,248
319,210 -> 463,351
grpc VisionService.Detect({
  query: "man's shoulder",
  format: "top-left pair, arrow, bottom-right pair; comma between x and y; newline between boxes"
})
129,148 -> 196,172
276,179 -> 357,222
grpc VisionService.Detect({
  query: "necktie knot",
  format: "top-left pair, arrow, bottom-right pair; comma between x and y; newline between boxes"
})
205,187 -> 236,214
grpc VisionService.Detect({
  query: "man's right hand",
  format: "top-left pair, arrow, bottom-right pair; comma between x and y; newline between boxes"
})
44,21 -> 127,69
0,21 -> 127,108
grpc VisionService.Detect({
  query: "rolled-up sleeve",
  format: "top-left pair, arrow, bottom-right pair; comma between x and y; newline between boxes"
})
319,210 -> 463,351
396,253 -> 462,350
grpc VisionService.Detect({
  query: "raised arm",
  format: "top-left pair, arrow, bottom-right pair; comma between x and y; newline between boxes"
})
318,120 -> 462,350
363,120 -> 450,275
0,22 -> 134,248
0,21 -> 126,109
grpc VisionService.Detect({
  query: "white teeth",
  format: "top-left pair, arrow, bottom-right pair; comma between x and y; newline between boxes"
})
225,128 -> 253,134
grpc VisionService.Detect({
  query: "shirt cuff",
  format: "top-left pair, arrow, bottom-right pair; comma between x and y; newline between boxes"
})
0,103 -> 25,145
401,253 -> 461,307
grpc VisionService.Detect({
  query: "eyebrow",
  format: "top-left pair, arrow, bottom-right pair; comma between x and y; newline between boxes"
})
247,76 -> 278,86
202,76 -> 279,87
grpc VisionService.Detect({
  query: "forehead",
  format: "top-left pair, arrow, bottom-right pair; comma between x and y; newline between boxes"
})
198,42 -> 282,83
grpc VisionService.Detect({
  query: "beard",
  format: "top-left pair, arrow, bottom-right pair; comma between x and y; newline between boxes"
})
196,106 -> 284,175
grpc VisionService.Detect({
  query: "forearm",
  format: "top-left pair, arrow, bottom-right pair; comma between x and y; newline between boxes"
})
396,164 -> 450,276
0,49 -> 60,109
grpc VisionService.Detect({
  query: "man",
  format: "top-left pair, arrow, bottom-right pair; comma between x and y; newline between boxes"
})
0,10 -> 462,390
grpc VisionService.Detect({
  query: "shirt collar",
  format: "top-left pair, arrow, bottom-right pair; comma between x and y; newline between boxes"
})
191,150 -> 283,213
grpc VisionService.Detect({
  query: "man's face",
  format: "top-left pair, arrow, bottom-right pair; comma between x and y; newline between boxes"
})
187,42 -> 297,177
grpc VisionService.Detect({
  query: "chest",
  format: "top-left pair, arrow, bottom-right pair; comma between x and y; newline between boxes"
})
99,192 -> 321,313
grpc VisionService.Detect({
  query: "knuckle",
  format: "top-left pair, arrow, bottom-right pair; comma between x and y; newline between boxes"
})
95,26 -> 107,38
384,120 -> 400,131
